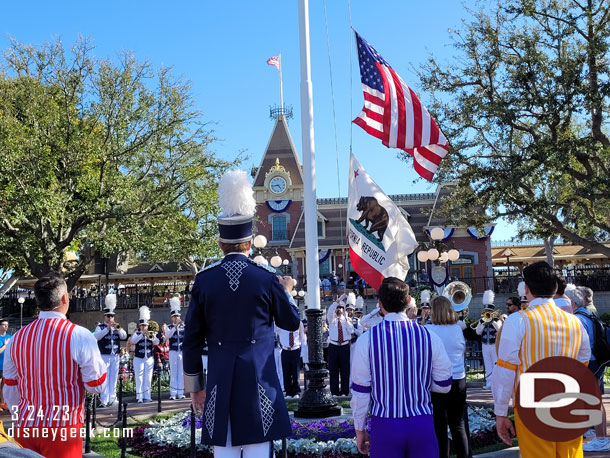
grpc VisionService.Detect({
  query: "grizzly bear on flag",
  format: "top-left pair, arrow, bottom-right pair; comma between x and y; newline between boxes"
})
356,196 -> 389,242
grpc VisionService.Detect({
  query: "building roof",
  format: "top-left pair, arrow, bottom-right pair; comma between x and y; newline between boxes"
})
253,116 -> 304,188
491,243 -> 610,265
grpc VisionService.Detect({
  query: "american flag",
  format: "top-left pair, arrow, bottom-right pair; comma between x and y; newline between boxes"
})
352,31 -> 449,181
267,56 -> 280,70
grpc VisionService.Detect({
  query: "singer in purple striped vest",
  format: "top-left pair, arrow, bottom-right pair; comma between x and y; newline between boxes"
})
351,277 -> 453,457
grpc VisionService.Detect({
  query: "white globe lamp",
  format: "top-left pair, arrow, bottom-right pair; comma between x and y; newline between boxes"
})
270,255 -> 282,268
253,255 -> 268,265
430,227 -> 445,241
417,251 -> 429,263
253,235 -> 268,249
448,249 -> 460,262
427,248 -> 440,261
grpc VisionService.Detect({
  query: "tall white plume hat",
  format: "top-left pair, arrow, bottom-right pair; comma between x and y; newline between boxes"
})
518,281 -> 527,302
420,290 -> 432,308
482,290 -> 495,310
104,293 -> 117,315
169,296 -> 181,317
138,306 -> 151,326
217,170 -> 256,243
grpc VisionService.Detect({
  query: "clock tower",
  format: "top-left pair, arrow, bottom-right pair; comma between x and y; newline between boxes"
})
252,116 -> 305,276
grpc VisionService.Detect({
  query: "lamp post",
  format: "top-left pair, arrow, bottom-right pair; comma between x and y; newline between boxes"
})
416,227 -> 460,282
18,297 -> 24,329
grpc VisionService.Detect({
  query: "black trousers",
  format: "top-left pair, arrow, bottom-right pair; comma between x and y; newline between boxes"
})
431,377 -> 470,458
281,348 -> 301,396
328,343 -> 350,395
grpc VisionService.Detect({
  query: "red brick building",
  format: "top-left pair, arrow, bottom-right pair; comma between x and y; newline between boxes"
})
252,116 -> 494,292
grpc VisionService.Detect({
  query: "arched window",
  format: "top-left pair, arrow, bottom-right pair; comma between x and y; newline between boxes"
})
272,215 -> 288,241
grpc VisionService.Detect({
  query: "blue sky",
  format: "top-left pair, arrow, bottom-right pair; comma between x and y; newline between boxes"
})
0,0 -> 516,240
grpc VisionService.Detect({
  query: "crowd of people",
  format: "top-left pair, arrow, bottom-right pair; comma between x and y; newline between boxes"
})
0,168 -> 606,458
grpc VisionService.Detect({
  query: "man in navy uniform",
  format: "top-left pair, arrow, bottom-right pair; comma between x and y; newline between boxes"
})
94,292 -> 127,407
183,170 -> 300,458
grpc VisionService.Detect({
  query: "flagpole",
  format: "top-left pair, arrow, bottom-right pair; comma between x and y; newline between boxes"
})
294,0 -> 341,419
279,52 -> 284,109
297,0 -> 320,313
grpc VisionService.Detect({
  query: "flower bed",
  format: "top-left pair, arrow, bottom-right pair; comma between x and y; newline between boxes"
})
127,406 -> 499,457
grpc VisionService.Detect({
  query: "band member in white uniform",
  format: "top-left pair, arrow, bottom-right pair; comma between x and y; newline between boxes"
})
166,296 -> 186,399
360,302 -> 383,331
129,306 -> 159,402
327,295 -> 354,396
345,294 -> 362,356
475,290 -> 501,389
93,293 -> 127,406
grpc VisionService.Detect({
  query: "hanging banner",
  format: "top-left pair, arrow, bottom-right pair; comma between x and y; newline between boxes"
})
266,200 -> 292,213
318,249 -> 331,264
467,226 -> 495,240
347,153 -> 418,289
425,227 -> 454,242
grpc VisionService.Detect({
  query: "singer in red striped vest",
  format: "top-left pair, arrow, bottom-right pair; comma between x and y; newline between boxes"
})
2,272 -> 107,458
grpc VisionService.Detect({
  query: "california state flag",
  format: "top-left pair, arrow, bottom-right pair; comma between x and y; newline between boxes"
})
347,153 -> 418,289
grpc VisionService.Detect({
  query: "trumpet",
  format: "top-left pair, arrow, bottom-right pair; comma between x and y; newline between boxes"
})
482,310 -> 500,322
112,323 -> 121,330
148,331 -> 155,340
470,309 -> 501,329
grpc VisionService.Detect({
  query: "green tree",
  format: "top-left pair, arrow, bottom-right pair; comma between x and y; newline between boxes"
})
413,0 -> 610,256
0,38 -> 232,289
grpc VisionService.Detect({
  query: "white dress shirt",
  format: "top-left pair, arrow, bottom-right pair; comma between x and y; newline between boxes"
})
491,298 -> 591,416
276,322 -> 306,350
3,311 -> 107,420
327,301 -> 354,344
350,312 -> 452,430
360,307 -> 383,331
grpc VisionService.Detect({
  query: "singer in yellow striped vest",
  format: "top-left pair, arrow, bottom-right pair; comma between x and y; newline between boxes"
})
492,262 -> 591,458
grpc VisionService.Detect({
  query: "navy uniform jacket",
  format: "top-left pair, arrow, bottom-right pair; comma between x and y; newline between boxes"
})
183,253 -> 300,447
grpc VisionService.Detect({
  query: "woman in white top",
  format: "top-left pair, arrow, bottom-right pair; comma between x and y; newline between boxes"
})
427,296 -> 470,458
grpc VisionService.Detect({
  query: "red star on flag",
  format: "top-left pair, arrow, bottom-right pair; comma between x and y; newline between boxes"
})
354,170 -> 359,179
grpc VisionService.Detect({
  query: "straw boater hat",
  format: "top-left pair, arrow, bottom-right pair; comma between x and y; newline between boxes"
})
169,296 -> 181,317
104,293 -> 117,316
420,290 -> 432,309
482,290 -> 495,311
217,170 -> 256,244
138,306 -> 151,326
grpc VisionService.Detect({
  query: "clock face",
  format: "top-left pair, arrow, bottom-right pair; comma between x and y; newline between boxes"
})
270,176 -> 287,194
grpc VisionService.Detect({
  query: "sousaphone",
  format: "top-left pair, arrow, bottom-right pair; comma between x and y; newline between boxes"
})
442,281 -> 472,313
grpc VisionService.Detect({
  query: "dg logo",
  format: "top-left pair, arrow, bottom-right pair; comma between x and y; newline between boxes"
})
515,356 -> 603,441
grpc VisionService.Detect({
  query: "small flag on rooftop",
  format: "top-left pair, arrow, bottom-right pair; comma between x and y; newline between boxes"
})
267,56 -> 280,70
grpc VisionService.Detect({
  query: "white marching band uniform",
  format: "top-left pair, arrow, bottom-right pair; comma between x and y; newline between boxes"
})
130,306 -> 159,402
360,305 -> 383,331
166,297 -> 185,399
94,293 -> 127,406
475,290 -> 502,389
